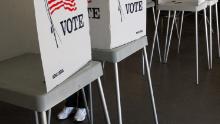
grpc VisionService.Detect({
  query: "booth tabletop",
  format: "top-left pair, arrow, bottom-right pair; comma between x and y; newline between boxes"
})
0,54 -> 45,95
158,1 -> 207,11
147,1 -> 156,8
207,0 -> 218,5
0,54 -> 103,112
92,36 -> 148,63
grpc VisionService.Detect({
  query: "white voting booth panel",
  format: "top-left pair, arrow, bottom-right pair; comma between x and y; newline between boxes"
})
0,0 -> 91,92
158,0 -> 205,5
88,0 -> 146,49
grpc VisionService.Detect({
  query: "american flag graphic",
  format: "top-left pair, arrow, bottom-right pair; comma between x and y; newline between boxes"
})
48,0 -> 77,15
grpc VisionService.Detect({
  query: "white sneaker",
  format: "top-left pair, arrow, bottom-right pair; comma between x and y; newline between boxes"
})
74,108 -> 87,122
57,107 -> 74,120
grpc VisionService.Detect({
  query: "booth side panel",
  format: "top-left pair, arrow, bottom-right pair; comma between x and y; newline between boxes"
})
88,0 -> 111,49
34,0 -> 92,92
109,0 -> 146,49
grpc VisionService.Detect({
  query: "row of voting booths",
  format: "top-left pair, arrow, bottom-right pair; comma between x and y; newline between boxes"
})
151,0 -> 219,85
0,0 -> 158,124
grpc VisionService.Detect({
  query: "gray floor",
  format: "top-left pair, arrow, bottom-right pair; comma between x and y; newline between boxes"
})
1,13 -> 220,124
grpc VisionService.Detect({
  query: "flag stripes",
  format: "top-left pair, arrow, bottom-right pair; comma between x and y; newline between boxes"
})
48,0 -> 77,15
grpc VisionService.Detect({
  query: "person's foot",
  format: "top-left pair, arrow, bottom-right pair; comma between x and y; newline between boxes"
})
57,107 -> 74,120
74,108 -> 87,122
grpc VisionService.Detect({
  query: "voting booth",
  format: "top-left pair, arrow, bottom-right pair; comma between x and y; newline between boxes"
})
0,0 -> 91,92
158,0 -> 206,5
88,0 -> 146,49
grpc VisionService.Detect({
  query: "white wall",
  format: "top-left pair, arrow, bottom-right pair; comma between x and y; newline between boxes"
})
0,0 -> 40,61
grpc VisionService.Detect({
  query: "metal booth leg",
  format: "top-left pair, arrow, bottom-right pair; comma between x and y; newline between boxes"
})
97,78 -> 111,124
82,87 -> 91,122
204,9 -> 211,70
36,110 -> 51,124
35,111 -> 39,124
163,11 -> 171,63
37,112 -> 48,124
150,10 -> 161,67
175,14 -> 180,42
209,5 -> 213,69
102,61 -> 106,69
143,47 -> 159,124
142,52 -> 146,75
114,63 -> 122,124
153,7 -> 162,63
177,11 -> 184,53
47,109 -> 51,124
89,84 -> 94,124
165,11 -> 177,63
195,11 -> 199,85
